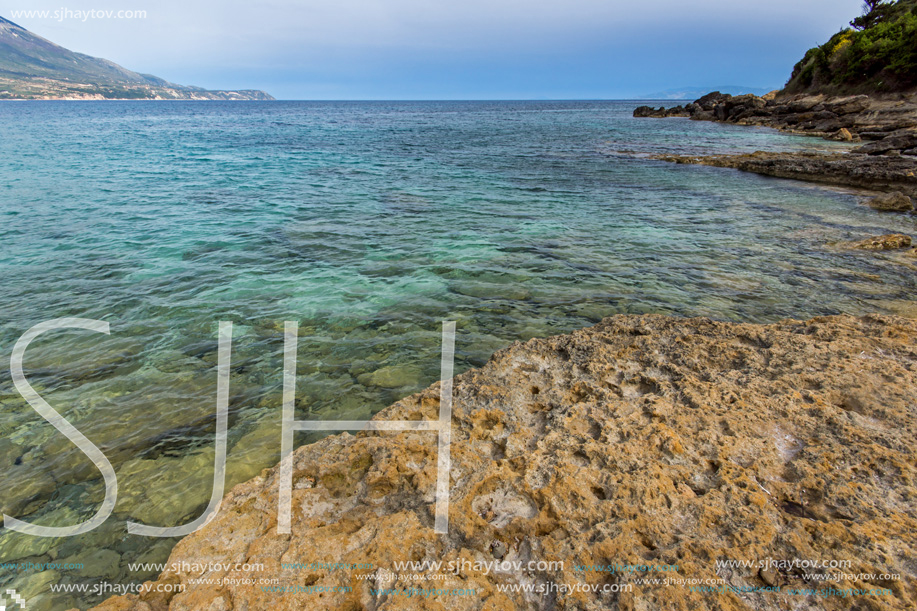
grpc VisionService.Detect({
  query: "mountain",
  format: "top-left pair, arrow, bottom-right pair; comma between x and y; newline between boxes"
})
0,15 -> 273,100
639,86 -> 776,100
784,0 -> 917,94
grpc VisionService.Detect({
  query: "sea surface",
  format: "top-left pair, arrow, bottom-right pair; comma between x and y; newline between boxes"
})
1,100 -> 915,609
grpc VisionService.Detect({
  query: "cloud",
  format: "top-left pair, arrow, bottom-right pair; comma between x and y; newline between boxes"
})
6,0 -> 864,98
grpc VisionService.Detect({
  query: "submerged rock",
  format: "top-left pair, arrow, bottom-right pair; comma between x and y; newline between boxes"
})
652,150 -> 917,197
92,314 -> 917,611
867,192 -> 914,212
850,234 -> 913,250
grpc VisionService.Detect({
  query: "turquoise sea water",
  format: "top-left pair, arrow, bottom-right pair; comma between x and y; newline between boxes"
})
1,101 -> 916,609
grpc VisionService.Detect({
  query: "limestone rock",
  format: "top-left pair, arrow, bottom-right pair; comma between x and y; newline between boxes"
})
850,233 -> 912,250
635,90 -> 917,146
362,364 -> 425,389
93,314 -> 917,611
854,130 -> 917,156
824,95 -> 870,115
652,151 -> 917,198
867,192 -> 914,212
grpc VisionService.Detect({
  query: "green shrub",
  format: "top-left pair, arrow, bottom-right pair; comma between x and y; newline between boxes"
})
784,0 -> 917,93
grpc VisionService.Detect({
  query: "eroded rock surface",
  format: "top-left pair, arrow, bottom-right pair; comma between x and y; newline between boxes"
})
867,192 -> 915,212
652,151 -> 917,198
92,314 -> 917,611
635,92 -> 917,146
849,234 -> 913,251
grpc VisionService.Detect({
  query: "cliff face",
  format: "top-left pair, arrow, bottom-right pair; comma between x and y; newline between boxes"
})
92,314 -> 917,611
0,16 -> 273,100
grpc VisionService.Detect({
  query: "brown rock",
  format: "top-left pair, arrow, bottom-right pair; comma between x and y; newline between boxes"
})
833,128 -> 854,141
786,96 -> 824,113
652,150 -> 917,198
824,95 -> 870,115
694,91 -> 731,111
867,192 -> 914,212
854,130 -> 917,156
93,314 -> 917,611
850,233 -> 912,250
759,567 -> 778,586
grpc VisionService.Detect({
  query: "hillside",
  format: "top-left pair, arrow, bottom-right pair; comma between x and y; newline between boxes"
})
784,0 -> 917,94
0,16 -> 273,100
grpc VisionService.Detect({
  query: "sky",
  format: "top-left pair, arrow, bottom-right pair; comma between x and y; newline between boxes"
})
5,0 -> 865,99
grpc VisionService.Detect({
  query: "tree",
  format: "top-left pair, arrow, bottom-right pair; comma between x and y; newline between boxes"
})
851,0 -> 885,29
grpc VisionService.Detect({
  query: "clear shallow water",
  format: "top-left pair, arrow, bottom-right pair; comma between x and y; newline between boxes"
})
0,100 -> 915,609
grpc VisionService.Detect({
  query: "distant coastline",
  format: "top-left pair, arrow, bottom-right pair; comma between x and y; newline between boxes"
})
0,15 -> 273,101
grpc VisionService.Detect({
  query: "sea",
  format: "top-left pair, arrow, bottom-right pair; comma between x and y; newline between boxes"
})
0,100 -> 915,610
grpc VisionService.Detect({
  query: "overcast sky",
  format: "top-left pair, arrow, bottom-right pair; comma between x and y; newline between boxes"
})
6,0 -> 864,99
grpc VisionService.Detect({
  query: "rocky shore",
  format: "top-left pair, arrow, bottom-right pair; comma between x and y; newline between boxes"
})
651,151 -> 917,200
636,91 -> 917,208
634,91 -> 917,145
92,313 -> 917,611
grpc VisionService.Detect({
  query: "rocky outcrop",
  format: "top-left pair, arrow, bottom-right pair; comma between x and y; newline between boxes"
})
651,151 -> 917,199
848,234 -> 913,250
633,105 -> 691,118
634,91 -> 917,147
93,314 -> 917,611
867,192 -> 915,212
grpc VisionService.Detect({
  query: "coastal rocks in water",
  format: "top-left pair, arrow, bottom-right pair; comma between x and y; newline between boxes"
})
58,549 -> 122,579
92,314 -> 917,611
853,129 -> 917,156
850,234 -> 912,251
652,150 -> 917,198
633,105 -> 690,118
867,192 -> 914,212
833,127 -> 854,141
361,363 -> 425,389
634,91 -> 917,145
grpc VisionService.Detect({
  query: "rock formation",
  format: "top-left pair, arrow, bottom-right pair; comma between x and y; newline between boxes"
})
635,92 -> 917,147
650,151 -> 917,199
92,314 -> 917,611
849,234 -> 913,250
867,192 -> 915,212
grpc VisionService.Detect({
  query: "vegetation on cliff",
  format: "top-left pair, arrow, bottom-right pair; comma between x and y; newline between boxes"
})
785,0 -> 917,94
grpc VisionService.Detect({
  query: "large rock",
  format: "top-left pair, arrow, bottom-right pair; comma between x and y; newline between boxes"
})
786,96 -> 824,113
854,130 -> 917,155
92,314 -> 917,611
633,105 -> 664,118
824,95 -> 870,115
724,93 -> 765,111
867,192 -> 914,212
850,233 -> 912,250
633,105 -> 689,118
693,91 -> 731,111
